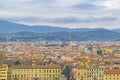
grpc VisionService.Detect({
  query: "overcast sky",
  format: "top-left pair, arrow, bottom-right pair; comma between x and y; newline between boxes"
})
0,0 -> 120,29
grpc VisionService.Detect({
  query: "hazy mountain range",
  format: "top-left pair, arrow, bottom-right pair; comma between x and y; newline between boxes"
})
0,20 -> 91,33
0,20 -> 120,41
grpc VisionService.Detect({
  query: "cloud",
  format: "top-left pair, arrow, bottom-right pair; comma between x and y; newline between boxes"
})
10,16 -> 117,24
71,3 -> 104,10
98,0 -> 120,9
0,0 -> 120,29
52,17 -> 117,24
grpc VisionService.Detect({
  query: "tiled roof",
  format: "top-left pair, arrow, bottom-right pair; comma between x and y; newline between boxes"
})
11,64 -> 61,69
104,69 -> 120,74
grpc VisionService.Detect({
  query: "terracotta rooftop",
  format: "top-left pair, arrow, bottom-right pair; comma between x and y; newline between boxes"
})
104,69 -> 120,74
11,64 -> 61,69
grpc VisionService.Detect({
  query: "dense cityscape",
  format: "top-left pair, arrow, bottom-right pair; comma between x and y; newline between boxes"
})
0,41 -> 120,80
1,0 -> 120,80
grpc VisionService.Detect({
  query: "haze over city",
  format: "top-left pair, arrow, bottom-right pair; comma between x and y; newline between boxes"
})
0,0 -> 120,29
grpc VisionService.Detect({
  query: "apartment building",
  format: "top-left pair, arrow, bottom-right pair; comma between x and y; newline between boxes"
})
75,66 -> 87,80
0,64 -> 8,80
87,67 -> 104,80
10,64 -> 62,80
104,68 -> 120,80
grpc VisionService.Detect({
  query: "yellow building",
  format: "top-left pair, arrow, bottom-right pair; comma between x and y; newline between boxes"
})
0,64 -> 8,80
104,69 -> 120,80
104,48 -> 113,53
75,66 -> 87,80
75,66 -> 104,80
75,53 -> 89,80
75,54 -> 104,80
10,64 -> 62,80
87,67 -> 104,80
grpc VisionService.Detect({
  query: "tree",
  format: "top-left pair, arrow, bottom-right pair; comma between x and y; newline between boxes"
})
97,50 -> 103,56
15,60 -> 21,65
70,76 -> 75,80
62,65 -> 71,80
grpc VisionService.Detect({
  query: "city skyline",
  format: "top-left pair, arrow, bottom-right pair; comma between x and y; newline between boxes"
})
0,0 -> 120,29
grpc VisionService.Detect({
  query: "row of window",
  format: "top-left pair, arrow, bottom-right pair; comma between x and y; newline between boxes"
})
105,78 -> 119,80
11,75 -> 60,78
12,70 -> 61,73
105,74 -> 119,76
87,69 -> 104,71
